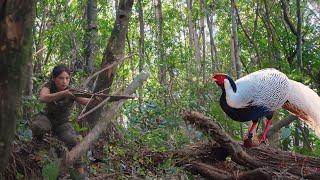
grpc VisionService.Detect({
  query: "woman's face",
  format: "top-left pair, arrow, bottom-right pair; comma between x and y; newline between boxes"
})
53,71 -> 70,91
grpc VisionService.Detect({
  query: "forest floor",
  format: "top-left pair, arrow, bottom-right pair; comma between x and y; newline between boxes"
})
2,111 -> 320,179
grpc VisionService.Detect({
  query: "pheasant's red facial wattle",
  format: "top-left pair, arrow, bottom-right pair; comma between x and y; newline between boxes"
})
212,74 -> 227,86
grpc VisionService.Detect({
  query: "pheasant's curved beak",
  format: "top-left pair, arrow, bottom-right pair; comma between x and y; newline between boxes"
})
212,76 -> 218,82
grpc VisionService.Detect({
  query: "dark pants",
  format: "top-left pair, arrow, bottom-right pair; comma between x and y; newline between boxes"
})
31,113 -> 78,149
30,113 -> 82,167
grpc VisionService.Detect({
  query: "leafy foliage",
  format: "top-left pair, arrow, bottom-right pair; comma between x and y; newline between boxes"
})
16,0 -> 320,178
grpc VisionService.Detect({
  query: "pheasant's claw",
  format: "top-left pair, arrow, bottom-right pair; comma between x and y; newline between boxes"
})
259,137 -> 269,145
243,138 -> 257,147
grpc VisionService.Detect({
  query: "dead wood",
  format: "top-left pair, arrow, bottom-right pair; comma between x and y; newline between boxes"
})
187,161 -> 232,180
182,111 -> 263,168
63,72 -> 149,167
172,140 -> 229,165
178,111 -> 320,179
73,92 -> 135,101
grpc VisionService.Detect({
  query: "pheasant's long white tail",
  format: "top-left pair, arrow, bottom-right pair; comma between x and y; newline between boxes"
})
283,80 -> 320,137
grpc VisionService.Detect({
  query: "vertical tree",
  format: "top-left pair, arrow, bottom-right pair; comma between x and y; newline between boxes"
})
84,0 -> 98,75
137,0 -> 145,108
154,0 -> 166,92
86,0 -> 134,125
296,0 -> 302,69
230,0 -> 242,79
0,0 -> 35,173
230,0 -> 243,138
262,0 -> 280,66
199,0 -> 206,84
205,2 -> 219,71
186,0 -> 201,72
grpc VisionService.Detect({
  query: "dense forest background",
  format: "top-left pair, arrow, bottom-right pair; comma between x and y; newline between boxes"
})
1,0 -> 320,179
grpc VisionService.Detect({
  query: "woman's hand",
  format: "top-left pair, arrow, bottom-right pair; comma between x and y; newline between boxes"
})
62,89 -> 76,99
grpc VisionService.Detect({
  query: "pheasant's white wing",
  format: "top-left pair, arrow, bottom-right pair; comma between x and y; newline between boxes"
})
225,69 -> 289,110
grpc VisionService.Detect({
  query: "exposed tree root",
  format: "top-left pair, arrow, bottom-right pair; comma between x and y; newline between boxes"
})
3,111 -> 320,179
177,111 -> 320,179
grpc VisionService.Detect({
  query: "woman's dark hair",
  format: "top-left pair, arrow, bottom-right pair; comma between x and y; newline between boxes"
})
51,64 -> 71,79
49,64 -> 71,92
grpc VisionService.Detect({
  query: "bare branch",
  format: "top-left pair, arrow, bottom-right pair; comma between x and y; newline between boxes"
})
64,71 -> 149,166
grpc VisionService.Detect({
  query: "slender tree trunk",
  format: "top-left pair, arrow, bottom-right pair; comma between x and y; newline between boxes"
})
137,0 -> 145,109
186,0 -> 201,72
186,0 -> 194,64
230,0 -> 242,79
231,0 -> 243,139
235,2 -> 261,68
200,0 -> 206,84
0,0 -> 35,173
154,0 -> 167,105
206,6 -> 219,71
84,0 -> 98,75
262,0 -> 280,66
33,2 -> 47,75
70,33 -> 79,71
296,0 -> 302,69
85,0 -> 134,126
115,0 -> 119,11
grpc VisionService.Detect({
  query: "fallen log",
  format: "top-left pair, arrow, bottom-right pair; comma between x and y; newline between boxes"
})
179,111 -> 320,179
62,72 -> 149,168
182,111 -> 263,168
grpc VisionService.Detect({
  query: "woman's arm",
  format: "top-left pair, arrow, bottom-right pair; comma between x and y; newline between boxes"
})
39,87 -> 73,103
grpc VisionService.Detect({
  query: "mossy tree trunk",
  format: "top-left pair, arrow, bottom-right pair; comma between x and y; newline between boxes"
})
0,0 -> 35,173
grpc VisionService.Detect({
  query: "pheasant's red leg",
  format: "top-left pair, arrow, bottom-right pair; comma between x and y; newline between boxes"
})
248,121 -> 257,136
248,122 -> 257,138
259,119 -> 272,144
243,121 -> 257,147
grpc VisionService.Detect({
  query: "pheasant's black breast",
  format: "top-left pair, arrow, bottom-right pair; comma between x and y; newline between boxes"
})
219,90 -> 273,122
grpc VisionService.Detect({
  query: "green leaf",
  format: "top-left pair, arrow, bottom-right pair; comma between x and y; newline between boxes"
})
281,127 -> 291,139
42,160 -> 59,180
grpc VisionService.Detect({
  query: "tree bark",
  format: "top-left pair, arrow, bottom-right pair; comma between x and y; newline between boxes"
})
230,0 -> 242,79
296,0 -> 303,69
154,0 -> 168,106
205,2 -> 219,71
85,0 -> 134,125
84,0 -> 98,75
186,0 -> 201,72
235,2 -> 261,68
140,111 -> 319,179
280,0 -> 298,36
176,111 -> 320,179
0,0 -> 35,173
137,0 -> 145,109
199,0 -> 206,84
65,72 -> 149,166
262,0 -> 280,66
267,115 -> 297,139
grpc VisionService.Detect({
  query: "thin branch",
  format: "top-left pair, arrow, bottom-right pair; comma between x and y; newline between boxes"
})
64,71 -> 149,166
267,115 -> 297,139
280,0 -> 298,36
73,93 -> 135,100
77,96 -> 111,120
81,53 -> 136,88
